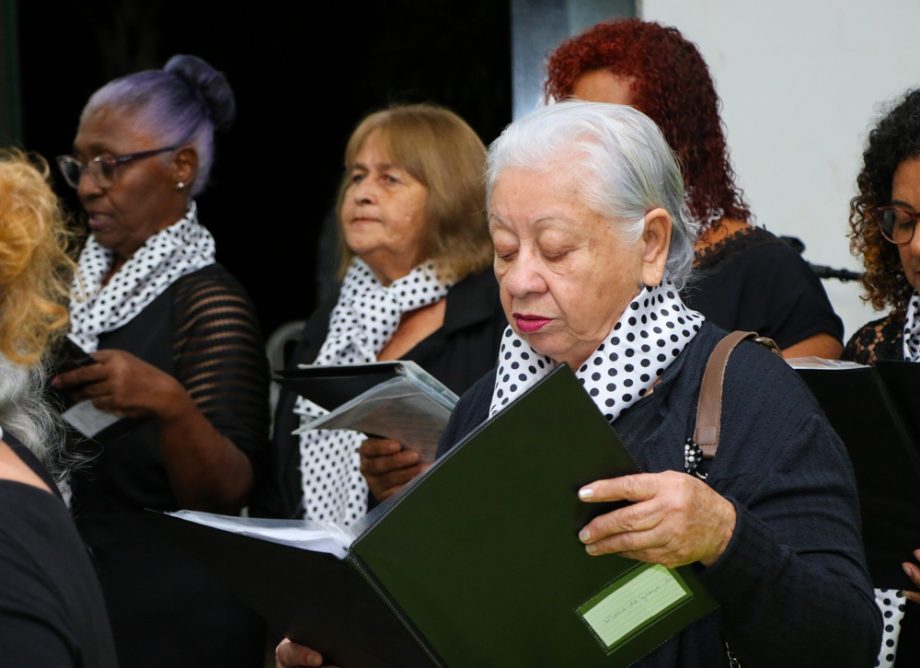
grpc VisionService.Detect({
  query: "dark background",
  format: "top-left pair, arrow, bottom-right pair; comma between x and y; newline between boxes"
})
18,0 -> 512,339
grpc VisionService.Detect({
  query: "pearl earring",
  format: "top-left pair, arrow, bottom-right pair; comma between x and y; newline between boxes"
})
176,181 -> 186,191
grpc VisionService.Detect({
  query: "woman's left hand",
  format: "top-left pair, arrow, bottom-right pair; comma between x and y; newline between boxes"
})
577,470 -> 736,568
52,349 -> 182,418
904,548 -> 920,604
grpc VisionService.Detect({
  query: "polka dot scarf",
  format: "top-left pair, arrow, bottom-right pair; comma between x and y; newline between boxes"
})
903,292 -> 920,362
68,203 -> 215,352
489,282 -> 705,422
874,588 -> 906,668
888,288 -> 918,665
293,257 -> 452,526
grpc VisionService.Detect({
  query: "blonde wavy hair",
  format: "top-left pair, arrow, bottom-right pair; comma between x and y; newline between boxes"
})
0,149 -> 73,366
0,150 -> 75,470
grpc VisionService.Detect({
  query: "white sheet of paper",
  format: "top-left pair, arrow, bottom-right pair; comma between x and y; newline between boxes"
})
167,510 -> 355,559
62,400 -> 120,438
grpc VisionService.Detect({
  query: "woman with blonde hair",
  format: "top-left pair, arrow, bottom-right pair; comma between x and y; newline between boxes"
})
0,149 -> 117,666
261,103 -> 506,522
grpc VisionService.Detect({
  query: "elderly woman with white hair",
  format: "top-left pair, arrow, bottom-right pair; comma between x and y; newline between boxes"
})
277,102 -> 880,668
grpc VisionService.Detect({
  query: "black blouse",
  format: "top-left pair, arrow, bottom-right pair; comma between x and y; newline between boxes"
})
0,429 -> 118,668
685,226 -> 843,348
67,263 -> 270,668
69,264 -> 270,514
842,311 -> 904,364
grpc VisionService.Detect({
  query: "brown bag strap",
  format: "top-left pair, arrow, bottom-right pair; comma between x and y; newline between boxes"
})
694,331 -> 781,459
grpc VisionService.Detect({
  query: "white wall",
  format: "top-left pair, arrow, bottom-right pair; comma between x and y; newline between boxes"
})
641,0 -> 920,340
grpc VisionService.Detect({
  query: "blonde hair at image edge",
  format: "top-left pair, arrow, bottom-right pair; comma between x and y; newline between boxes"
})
0,149 -> 74,367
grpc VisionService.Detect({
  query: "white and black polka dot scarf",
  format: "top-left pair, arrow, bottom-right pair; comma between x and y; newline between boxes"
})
489,282 -> 704,422
874,589 -> 906,668
902,292 -> 920,362
884,287 -> 919,666
293,257 -> 452,527
68,202 -> 215,352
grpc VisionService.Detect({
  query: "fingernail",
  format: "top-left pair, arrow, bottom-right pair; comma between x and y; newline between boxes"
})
578,486 -> 594,500
579,528 -> 591,542
904,563 -> 913,576
585,544 -> 598,556
308,655 -> 321,667
50,377 -> 60,389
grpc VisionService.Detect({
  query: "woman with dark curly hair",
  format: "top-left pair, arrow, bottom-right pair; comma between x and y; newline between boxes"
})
843,88 -> 920,668
545,18 -> 843,358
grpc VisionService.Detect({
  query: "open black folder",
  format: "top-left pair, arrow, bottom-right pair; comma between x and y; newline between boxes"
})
154,365 -> 717,667
276,361 -> 458,463
795,360 -> 920,589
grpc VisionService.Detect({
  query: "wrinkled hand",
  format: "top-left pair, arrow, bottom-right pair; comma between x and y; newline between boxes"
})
577,470 -> 736,568
358,437 -> 428,501
52,349 -> 181,419
904,548 -> 920,604
275,638 -> 339,668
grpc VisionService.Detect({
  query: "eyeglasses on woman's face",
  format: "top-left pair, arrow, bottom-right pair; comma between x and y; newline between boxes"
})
56,146 -> 179,190
876,204 -> 920,245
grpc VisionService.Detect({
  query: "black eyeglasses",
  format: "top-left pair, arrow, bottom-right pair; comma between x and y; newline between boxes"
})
56,145 -> 180,189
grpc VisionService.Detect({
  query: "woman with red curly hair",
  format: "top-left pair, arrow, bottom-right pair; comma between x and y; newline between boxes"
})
843,88 -> 920,668
546,18 -> 843,359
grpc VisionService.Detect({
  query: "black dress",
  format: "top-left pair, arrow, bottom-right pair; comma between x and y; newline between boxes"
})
685,226 -> 843,348
252,268 -> 507,519
68,264 -> 271,668
0,428 -> 118,667
843,310 -> 919,668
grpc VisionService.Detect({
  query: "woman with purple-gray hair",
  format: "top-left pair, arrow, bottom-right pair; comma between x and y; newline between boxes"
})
52,55 -> 270,668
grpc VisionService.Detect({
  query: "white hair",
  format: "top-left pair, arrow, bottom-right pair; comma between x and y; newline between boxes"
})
0,356 -> 69,494
486,101 -> 698,288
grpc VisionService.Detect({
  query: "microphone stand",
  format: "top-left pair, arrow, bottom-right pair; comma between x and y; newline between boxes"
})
777,235 -> 863,283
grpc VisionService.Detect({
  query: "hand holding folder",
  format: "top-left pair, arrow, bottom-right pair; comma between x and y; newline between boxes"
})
156,365 -> 716,667
278,360 -> 458,464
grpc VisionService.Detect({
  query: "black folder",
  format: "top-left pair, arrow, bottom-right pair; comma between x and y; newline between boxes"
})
275,361 -> 409,412
156,365 -> 717,667
797,361 -> 920,589
276,361 -> 457,463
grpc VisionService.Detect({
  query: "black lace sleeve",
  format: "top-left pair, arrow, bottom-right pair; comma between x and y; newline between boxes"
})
170,266 -> 270,465
841,312 -> 904,364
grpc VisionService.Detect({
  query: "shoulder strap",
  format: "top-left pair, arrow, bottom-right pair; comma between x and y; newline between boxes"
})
695,331 -> 781,459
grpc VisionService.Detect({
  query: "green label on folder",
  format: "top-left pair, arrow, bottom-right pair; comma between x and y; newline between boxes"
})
577,563 -> 692,652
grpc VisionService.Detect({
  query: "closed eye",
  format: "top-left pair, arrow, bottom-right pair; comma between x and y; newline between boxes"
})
542,247 -> 573,261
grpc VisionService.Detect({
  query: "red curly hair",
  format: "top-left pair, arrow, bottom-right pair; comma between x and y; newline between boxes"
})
545,18 -> 750,229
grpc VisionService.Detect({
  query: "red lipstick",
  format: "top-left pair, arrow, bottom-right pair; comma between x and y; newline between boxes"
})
514,314 -> 551,334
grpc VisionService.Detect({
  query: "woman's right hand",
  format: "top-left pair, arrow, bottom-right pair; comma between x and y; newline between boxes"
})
275,638 -> 339,668
358,437 -> 426,501
52,349 -> 183,419
904,548 -> 920,604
